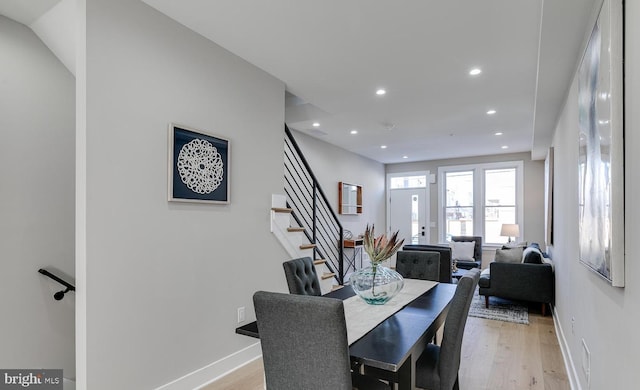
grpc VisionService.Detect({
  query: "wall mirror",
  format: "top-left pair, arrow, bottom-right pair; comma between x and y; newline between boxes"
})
338,182 -> 362,215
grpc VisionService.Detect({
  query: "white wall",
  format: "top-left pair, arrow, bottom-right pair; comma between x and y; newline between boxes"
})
290,130 -> 386,236
29,0 -> 76,76
550,1 -> 640,388
79,0 -> 288,388
0,15 -> 75,377
386,152 -> 545,250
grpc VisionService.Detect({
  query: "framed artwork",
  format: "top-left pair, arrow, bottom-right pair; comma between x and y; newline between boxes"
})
168,124 -> 230,204
577,0 -> 624,286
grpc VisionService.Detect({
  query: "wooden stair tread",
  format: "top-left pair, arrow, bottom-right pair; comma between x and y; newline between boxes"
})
287,227 -> 305,232
299,244 -> 316,250
271,207 -> 292,213
321,272 -> 336,280
313,259 -> 326,265
331,285 -> 344,291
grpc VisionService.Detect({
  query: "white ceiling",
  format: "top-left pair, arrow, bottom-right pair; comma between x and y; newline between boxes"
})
1,0 -> 599,164
141,0 -> 599,163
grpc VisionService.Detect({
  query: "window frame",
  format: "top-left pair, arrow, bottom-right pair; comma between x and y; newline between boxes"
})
437,161 -> 524,245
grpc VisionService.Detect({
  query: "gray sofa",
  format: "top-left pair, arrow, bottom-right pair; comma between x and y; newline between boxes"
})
478,245 -> 554,315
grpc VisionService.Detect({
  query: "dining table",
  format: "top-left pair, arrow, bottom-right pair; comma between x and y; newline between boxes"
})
236,281 -> 457,390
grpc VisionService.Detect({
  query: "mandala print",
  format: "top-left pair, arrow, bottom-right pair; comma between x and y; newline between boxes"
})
177,138 -> 224,194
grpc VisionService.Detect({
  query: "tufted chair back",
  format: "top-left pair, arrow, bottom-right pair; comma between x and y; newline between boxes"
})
282,257 -> 322,296
395,251 -> 441,282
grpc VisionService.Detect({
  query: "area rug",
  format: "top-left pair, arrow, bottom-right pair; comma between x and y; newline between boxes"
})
468,291 -> 529,325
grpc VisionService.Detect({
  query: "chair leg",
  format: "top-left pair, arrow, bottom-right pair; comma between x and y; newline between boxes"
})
541,303 -> 547,316
484,295 -> 489,308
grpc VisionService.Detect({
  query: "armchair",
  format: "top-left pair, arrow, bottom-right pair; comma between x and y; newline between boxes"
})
450,235 -> 482,269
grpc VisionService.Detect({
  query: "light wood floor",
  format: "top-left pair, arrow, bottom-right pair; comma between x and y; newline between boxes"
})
202,310 -> 569,390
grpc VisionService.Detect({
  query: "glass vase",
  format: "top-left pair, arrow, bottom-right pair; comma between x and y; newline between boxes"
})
350,264 -> 404,305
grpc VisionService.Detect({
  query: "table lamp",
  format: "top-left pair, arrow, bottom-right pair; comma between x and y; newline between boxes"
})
500,223 -> 520,243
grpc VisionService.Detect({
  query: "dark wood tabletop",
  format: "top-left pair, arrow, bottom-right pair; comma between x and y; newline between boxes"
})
348,283 -> 456,388
236,282 -> 457,390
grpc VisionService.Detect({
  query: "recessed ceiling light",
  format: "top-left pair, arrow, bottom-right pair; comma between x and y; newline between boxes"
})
469,68 -> 482,76
312,122 -> 320,127
487,110 -> 497,115
376,89 -> 387,96
495,132 -> 503,136
350,130 -> 358,135
402,155 -> 408,159
501,145 -> 508,149
380,145 -> 387,149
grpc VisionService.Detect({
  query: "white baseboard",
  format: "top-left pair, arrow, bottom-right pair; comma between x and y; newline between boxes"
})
552,306 -> 581,390
154,342 -> 261,390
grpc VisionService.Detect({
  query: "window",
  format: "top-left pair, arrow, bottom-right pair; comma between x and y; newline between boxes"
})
389,175 -> 427,189
438,161 -> 523,245
484,168 -> 516,243
444,170 -> 474,238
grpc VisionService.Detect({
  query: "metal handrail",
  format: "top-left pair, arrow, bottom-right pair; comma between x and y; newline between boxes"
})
38,268 -> 75,301
284,125 -> 345,284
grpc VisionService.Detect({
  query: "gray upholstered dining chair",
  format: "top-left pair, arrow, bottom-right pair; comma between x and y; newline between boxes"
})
414,268 -> 480,390
253,291 -> 390,390
395,251 -> 441,282
282,256 -> 322,296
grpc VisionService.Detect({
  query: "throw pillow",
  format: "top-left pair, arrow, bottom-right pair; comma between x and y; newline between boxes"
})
450,241 -> 475,261
494,247 -> 524,263
522,246 -> 544,264
529,242 -> 550,258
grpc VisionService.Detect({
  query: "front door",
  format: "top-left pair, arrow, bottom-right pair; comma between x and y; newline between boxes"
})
388,173 -> 429,245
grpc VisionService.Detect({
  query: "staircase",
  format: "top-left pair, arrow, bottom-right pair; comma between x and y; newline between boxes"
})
270,195 -> 337,293
269,125 -> 348,293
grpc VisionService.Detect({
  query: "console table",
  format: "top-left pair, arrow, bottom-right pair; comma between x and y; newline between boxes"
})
343,238 -> 364,272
